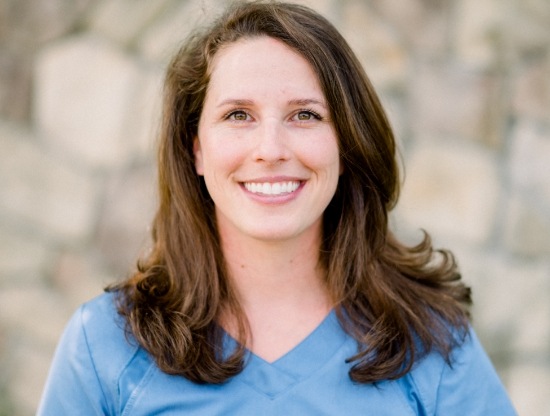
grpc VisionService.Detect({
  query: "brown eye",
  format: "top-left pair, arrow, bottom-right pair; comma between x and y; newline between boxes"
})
294,110 -> 321,122
229,110 -> 248,121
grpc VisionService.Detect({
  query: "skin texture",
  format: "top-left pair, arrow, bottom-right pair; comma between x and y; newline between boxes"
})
195,36 -> 341,244
194,37 -> 341,361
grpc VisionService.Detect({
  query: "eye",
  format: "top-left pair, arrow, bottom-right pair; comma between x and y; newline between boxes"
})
294,110 -> 322,122
226,110 -> 250,121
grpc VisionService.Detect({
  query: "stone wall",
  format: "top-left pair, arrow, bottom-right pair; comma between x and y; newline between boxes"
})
0,0 -> 549,414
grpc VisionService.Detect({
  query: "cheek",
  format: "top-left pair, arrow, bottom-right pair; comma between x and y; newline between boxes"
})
298,137 -> 340,173
198,139 -> 248,179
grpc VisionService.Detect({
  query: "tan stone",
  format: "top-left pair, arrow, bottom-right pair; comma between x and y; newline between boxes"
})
97,166 -> 157,275
0,227 -> 52,284
291,0 -> 334,18
504,196 -> 550,257
0,0 -> 93,45
410,63 -> 496,143
369,0 -> 451,55
8,341 -> 54,416
52,250 -> 109,311
137,0 -> 225,64
88,0 -> 173,45
34,34 -> 144,169
509,2 -> 550,53
122,68 -> 163,163
396,141 -> 500,244
509,121 -> 550,206
340,0 -> 408,90
462,252 -> 550,355
0,122 -> 98,242
454,0 -> 505,69
0,287 -> 72,348
512,57 -> 550,122
507,363 -> 550,416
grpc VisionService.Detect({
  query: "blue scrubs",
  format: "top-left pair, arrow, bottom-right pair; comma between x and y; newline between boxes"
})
38,293 -> 517,415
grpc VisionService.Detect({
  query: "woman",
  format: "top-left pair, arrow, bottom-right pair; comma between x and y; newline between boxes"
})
38,2 -> 516,414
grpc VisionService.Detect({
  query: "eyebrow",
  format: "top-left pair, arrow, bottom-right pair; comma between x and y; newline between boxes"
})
288,98 -> 327,108
217,99 -> 254,108
216,98 -> 327,108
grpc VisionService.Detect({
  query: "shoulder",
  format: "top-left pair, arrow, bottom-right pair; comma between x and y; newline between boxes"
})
75,291 -> 133,356
78,290 -> 128,346
402,327 -> 517,415
38,291 -> 155,415
77,291 -> 150,380
69,292 -> 155,406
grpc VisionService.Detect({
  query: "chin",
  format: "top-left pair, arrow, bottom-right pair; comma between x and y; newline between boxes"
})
241,222 -> 319,243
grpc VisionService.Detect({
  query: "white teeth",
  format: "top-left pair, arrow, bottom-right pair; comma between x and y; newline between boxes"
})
244,181 -> 300,196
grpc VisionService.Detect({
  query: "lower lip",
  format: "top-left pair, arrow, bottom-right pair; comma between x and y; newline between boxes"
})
240,182 -> 304,204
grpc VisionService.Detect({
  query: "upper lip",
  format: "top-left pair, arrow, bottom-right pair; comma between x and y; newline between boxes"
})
239,176 -> 304,183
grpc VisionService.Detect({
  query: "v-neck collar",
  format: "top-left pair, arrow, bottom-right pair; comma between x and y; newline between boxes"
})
224,310 -> 349,398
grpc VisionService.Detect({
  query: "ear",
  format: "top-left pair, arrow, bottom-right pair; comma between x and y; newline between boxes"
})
193,137 -> 204,175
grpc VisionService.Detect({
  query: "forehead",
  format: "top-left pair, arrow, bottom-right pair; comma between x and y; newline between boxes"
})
206,36 -> 324,98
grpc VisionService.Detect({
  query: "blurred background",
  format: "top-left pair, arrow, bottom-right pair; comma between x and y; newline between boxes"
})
0,0 -> 549,414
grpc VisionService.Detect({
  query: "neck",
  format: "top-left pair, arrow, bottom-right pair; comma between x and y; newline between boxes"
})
217,220 -> 334,362
219,222 -> 331,315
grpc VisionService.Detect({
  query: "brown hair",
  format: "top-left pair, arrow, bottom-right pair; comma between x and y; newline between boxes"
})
110,1 -> 471,384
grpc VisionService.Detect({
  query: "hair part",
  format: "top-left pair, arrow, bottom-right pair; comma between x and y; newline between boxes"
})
109,0 -> 471,384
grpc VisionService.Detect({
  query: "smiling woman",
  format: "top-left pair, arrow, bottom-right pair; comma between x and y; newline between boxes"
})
37,1 -> 516,415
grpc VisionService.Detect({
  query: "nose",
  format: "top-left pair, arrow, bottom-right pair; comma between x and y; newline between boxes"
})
252,118 -> 290,164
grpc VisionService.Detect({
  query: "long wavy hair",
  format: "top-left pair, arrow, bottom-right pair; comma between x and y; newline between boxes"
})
110,0 -> 471,384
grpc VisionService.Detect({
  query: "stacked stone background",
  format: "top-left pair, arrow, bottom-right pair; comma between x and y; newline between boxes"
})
0,0 -> 549,414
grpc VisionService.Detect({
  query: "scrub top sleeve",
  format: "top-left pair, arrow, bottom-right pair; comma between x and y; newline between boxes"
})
37,306 -> 110,416
434,328 -> 517,415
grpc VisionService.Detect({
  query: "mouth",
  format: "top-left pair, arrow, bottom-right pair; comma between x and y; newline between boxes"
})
243,180 -> 301,196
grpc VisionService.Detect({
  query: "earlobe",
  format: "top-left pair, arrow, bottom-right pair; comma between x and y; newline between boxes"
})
193,138 -> 204,175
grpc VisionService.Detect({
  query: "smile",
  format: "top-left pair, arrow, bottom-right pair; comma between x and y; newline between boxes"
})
243,181 -> 301,196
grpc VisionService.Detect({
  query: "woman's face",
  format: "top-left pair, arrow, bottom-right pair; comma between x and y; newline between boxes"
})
195,36 -> 341,243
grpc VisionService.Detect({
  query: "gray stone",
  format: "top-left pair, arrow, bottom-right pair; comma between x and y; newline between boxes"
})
0,122 -> 98,242
34,34 -> 144,169
97,166 -> 157,275
396,141 -> 500,244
